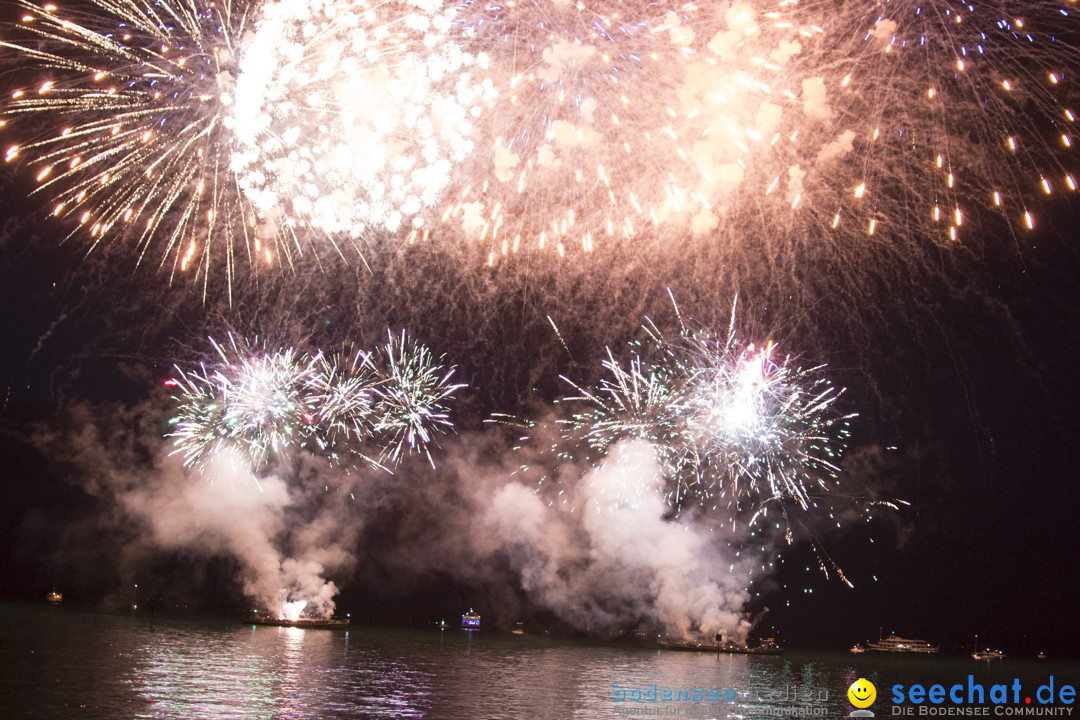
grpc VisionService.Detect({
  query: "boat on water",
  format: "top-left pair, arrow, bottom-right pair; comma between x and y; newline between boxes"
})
46,591 -> 63,604
850,643 -> 867,654
867,635 -> 939,653
461,609 -> 480,631
251,614 -> 349,629
972,650 -> 1006,661
659,637 -> 782,655
1037,652 -> 1047,660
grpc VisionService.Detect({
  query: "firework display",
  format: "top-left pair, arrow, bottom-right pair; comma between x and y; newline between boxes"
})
554,309 -> 853,521
372,330 -> 466,467
1,0 -> 1075,636
813,1 -> 1078,242
0,0 -> 1072,274
443,0 -> 1078,263
167,332 -> 464,470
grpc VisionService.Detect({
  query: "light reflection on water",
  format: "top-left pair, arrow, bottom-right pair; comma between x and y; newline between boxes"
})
0,603 -> 1074,720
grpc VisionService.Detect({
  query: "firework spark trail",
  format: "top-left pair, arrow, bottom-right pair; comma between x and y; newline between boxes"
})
307,346 -> 381,452
229,0 -> 495,242
167,332 -> 464,471
167,335 -> 321,469
801,0 -> 1079,244
0,0 -> 270,294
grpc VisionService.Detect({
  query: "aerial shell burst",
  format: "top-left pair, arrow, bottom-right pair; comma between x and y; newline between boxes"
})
0,0 -> 271,291
556,306 -> 855,524
167,331 -> 465,472
448,0 -> 833,262
370,329 -> 467,467
493,303 -> 885,587
3,0 -> 1074,284
228,0 -> 496,240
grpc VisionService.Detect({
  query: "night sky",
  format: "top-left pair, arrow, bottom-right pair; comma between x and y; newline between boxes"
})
1,0 -> 1079,660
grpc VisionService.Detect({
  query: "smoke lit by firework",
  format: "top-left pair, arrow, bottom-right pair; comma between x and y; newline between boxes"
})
491,301 -> 912,592
371,330 -> 468,466
167,332 -> 464,471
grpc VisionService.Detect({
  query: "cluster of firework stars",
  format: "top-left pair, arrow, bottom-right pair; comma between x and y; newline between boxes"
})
1,0 -> 1075,615
167,331 -> 463,471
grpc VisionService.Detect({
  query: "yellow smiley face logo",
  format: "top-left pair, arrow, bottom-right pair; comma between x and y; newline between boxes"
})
848,678 -> 877,708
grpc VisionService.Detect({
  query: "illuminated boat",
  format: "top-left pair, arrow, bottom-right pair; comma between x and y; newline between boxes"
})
250,613 -> 349,628
461,609 -> 480,630
46,591 -> 63,604
850,644 -> 867,653
867,635 -> 939,653
972,649 -> 1006,661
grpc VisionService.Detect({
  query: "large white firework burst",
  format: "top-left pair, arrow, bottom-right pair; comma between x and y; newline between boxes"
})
443,0 -> 1077,265
228,0 -> 495,240
168,335 -> 321,469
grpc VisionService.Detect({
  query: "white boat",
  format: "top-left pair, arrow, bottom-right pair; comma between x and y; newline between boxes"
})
850,643 -> 867,653
972,650 -> 1006,661
867,635 -> 939,653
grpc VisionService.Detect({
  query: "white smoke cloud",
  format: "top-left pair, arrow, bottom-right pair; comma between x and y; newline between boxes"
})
770,39 -> 802,65
38,403 -> 362,620
120,449 -> 356,618
459,200 -> 486,236
493,144 -> 520,183
37,398 -> 767,637
661,11 -> 695,47
463,438 -> 754,641
691,208 -> 720,236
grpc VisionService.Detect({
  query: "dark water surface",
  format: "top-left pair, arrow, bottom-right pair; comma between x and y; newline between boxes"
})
1,602 -> 1076,719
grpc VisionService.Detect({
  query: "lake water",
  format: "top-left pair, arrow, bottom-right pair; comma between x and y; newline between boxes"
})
1,603 -> 1076,719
